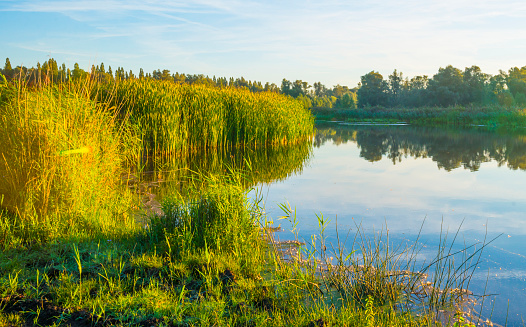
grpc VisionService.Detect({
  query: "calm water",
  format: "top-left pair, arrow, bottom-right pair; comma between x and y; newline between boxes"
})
144,122 -> 526,325
258,122 -> 526,325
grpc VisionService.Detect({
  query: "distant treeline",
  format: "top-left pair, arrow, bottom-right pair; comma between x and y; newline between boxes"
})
2,58 -> 526,110
358,66 -> 526,108
0,57 -> 357,110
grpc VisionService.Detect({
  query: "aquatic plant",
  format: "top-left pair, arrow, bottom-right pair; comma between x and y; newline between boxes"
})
104,79 -> 315,156
312,105 -> 526,129
0,80 -> 139,246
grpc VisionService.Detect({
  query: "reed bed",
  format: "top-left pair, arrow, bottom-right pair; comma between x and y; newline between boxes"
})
0,79 -> 139,246
105,79 -> 315,156
0,75 -> 492,326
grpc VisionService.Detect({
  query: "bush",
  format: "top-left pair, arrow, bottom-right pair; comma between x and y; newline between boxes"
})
150,173 -> 265,275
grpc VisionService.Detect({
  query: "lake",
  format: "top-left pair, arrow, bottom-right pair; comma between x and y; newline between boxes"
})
142,121 -> 526,325
257,122 -> 526,326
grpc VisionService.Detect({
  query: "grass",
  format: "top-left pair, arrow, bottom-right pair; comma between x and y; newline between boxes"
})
0,75 -> 493,326
0,171 -> 490,326
0,75 -> 314,247
311,105 -> 526,129
101,79 -> 315,156
0,77 -> 139,247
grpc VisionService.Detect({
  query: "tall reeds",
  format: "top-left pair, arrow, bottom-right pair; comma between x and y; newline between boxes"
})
106,80 -> 315,156
0,75 -> 314,246
0,79 -> 139,246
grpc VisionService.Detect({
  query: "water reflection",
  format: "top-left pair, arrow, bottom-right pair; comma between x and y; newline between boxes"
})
132,122 -> 526,324
261,122 -> 526,325
315,121 -> 526,171
134,140 -> 312,199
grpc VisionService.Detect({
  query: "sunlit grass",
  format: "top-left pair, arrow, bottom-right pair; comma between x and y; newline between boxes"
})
0,79 -> 139,247
0,75 -> 491,326
104,79 -> 315,156
0,172 -> 487,326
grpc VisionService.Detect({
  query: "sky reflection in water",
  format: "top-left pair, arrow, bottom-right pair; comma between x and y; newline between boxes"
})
257,123 -> 526,325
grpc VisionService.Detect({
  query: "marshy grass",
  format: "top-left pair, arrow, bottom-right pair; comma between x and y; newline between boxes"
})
0,78 -> 140,247
312,105 -> 526,129
0,74 -> 494,326
0,170 -> 490,326
273,208 -> 495,327
104,79 -> 315,156
0,74 -> 313,247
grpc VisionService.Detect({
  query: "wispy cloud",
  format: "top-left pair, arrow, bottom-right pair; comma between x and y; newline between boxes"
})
2,0 -> 526,85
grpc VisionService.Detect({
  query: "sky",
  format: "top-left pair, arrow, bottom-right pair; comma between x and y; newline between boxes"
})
1,0 -> 526,87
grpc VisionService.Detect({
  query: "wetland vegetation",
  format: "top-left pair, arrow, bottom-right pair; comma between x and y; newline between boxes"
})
1,58 -> 525,326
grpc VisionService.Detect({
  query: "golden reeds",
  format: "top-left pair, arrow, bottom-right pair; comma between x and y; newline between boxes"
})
109,80 -> 315,156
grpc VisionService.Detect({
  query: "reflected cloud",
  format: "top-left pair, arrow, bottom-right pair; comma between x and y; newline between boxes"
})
265,123 -> 526,237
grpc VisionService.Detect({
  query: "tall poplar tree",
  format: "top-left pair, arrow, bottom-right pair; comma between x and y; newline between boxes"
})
3,58 -> 13,79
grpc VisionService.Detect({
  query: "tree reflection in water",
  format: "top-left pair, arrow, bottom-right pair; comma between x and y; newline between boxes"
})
315,122 -> 526,171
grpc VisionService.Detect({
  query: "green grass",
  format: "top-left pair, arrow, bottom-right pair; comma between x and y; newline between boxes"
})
0,75 -> 490,326
0,76 -> 314,247
312,105 -> 526,129
101,79 -> 315,156
0,175 -> 488,326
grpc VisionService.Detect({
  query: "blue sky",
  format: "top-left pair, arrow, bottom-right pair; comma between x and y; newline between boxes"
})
1,0 -> 526,87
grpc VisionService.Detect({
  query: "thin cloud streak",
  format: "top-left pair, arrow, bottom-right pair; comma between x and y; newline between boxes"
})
2,0 -> 526,85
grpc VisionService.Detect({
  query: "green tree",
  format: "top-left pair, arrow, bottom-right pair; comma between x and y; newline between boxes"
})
234,76 -> 249,88
388,69 -> 403,106
281,78 -> 291,95
173,72 -> 185,83
463,65 -> 488,104
332,84 -> 350,98
339,92 -> 357,109
357,71 -> 388,107
161,69 -> 171,81
289,80 -> 309,97
313,82 -> 327,97
72,63 -> 87,80
3,58 -> 13,79
507,66 -> 526,104
402,75 -> 428,107
427,65 -> 464,106
264,82 -> 279,92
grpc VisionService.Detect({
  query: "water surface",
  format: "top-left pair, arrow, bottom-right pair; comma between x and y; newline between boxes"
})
142,122 -> 526,325
259,122 -> 526,325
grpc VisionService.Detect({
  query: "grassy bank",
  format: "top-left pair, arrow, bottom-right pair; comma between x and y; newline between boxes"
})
0,172 -> 485,326
312,106 -> 526,129
0,76 -> 485,326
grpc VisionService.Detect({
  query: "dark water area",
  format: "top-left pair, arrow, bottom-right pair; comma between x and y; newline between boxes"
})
258,122 -> 526,325
142,122 -> 526,325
